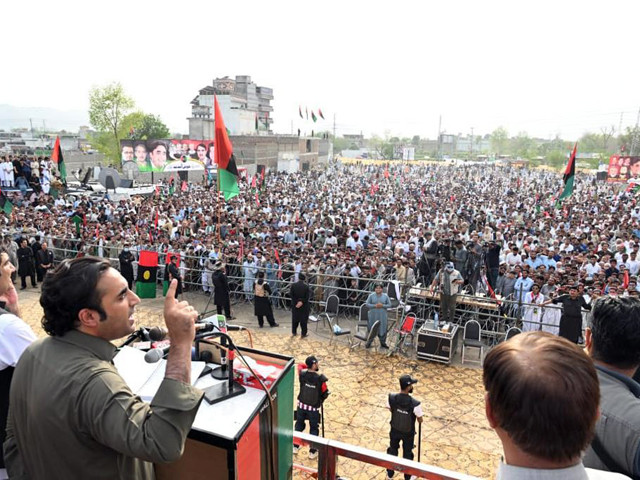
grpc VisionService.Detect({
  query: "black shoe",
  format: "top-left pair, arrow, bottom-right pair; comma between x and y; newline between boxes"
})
291,333 -> 297,337
270,323 -> 279,328
259,325 -> 264,328
380,343 -> 389,349
20,287 -> 26,290
301,334 -> 309,338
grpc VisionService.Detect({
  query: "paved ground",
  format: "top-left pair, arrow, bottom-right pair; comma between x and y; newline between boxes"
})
17,285 -> 501,479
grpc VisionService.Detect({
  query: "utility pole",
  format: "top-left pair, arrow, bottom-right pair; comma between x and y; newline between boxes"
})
29,118 -> 33,134
619,111 -> 624,135
437,115 -> 442,160
332,114 -> 336,138
470,127 -> 474,160
631,107 -> 640,156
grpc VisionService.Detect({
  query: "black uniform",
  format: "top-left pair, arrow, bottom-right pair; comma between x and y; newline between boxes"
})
387,393 -> 421,480
118,250 -> 135,290
295,369 -> 328,454
17,246 -> 36,289
166,262 -> 182,298
290,279 -> 311,336
552,294 -> 591,343
35,248 -> 54,283
211,269 -> 231,318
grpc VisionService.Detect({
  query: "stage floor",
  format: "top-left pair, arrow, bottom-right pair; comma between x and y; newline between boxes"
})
18,288 -> 501,479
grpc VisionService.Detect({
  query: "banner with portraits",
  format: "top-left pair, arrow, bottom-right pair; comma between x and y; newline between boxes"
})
120,139 -> 214,173
607,154 -> 640,182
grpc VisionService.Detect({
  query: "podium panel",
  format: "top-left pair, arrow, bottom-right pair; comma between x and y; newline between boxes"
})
155,342 -> 294,480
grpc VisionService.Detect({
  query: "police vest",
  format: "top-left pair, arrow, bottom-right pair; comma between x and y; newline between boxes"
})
389,393 -> 420,434
298,370 -> 327,408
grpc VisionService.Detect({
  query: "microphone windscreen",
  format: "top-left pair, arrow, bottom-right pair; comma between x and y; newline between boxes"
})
149,326 -> 168,341
144,348 -> 164,363
199,350 -> 213,363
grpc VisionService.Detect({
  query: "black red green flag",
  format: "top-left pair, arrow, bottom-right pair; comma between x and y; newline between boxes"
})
311,111 -> 317,123
51,136 -> 67,185
318,109 -> 325,120
214,95 -> 239,201
299,106 -> 303,119
136,250 -> 158,298
558,142 -> 577,201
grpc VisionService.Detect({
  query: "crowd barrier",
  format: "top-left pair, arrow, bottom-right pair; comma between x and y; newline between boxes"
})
32,238 -> 582,344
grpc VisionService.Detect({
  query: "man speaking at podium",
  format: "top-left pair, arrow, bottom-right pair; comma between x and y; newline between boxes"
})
4,257 -> 204,479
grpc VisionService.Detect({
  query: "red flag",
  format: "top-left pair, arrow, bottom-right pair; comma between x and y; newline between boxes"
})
238,236 -> 244,261
370,184 -> 375,196
384,166 -> 389,179
82,213 -> 87,227
318,109 -> 325,120
154,210 -> 159,228
274,248 -> 282,279
155,185 -> 160,196
251,175 -> 257,189
95,224 -> 99,239
260,168 -> 265,185
624,270 -> 630,289
181,180 -> 188,192
255,192 -> 260,206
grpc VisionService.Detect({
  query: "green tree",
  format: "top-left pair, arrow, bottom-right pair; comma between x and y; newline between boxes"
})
332,136 -> 351,154
88,83 -> 135,161
490,126 -> 509,156
512,131 -> 535,158
123,112 -> 170,140
411,135 -> 421,146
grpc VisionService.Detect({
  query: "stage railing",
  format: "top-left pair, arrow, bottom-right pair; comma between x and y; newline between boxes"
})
293,431 -> 479,480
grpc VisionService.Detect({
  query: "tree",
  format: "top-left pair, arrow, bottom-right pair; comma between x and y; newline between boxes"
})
88,83 -> 135,161
490,127 -> 509,156
512,131 -> 535,158
411,135 -> 421,146
123,112 -> 170,140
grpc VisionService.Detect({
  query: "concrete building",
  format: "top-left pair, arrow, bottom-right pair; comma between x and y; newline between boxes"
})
189,75 -> 274,138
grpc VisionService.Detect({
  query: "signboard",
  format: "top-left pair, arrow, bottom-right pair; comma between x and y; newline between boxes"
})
607,155 -> 640,182
120,139 -> 213,173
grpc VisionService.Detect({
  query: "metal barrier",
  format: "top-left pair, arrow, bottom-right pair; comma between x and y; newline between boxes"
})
33,237 -> 585,344
293,432 -> 479,480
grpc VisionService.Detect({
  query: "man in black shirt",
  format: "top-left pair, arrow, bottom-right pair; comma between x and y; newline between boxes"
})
545,285 -> 595,343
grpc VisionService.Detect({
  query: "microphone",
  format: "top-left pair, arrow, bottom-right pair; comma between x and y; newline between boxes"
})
145,331 -> 225,363
149,326 -> 168,341
120,327 -> 151,347
144,345 -> 170,363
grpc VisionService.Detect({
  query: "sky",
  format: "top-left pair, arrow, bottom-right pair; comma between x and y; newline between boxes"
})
2,0 -> 639,141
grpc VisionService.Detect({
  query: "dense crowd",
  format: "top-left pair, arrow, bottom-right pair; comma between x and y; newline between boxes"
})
1,159 -> 639,309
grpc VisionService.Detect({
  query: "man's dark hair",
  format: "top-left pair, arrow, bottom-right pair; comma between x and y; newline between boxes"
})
483,331 -> 599,463
40,257 -> 112,337
590,296 -> 640,369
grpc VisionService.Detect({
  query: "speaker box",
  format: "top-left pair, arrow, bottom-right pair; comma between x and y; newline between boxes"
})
416,324 -> 459,364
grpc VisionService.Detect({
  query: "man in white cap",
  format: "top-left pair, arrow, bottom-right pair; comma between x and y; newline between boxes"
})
431,262 -> 464,324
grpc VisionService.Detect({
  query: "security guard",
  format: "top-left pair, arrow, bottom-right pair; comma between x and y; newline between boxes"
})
386,374 -> 423,480
293,356 -> 329,460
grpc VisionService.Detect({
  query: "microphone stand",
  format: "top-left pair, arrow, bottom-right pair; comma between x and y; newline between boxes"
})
211,335 -> 229,380
198,331 -> 246,405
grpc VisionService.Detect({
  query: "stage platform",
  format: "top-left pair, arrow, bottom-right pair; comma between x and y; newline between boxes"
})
17,287 -> 501,479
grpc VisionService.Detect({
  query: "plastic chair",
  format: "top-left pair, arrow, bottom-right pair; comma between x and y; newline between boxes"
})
327,316 -> 352,346
505,326 -> 522,341
352,320 -> 380,351
316,294 -> 340,332
461,319 -> 484,365
387,314 -> 417,357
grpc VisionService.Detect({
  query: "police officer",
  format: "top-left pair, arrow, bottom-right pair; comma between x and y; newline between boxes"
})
386,374 -> 423,480
293,356 -> 329,460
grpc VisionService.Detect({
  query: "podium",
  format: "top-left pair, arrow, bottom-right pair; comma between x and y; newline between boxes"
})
154,339 -> 294,480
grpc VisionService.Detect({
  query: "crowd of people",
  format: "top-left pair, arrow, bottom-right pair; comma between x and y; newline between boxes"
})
2,159 -> 640,338
1,157 -> 640,479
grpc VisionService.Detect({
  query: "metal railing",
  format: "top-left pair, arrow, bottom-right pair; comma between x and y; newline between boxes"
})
293,432 -> 479,480
14,235 -> 587,344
